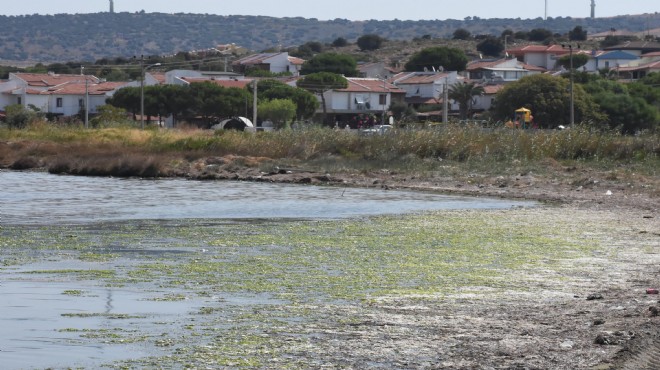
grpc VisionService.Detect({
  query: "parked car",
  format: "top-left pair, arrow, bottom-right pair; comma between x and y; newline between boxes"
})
360,124 -> 393,135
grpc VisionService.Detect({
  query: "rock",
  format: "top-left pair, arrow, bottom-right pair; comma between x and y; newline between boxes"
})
649,306 -> 659,317
587,293 -> 603,301
560,340 -> 575,349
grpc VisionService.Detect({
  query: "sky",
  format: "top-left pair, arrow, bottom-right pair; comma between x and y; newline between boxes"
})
2,0 -> 658,21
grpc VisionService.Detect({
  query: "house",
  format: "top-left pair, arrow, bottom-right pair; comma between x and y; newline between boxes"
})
232,52 -> 304,76
593,50 -> 639,71
614,60 -> 660,80
357,62 -> 399,79
313,78 -> 406,127
389,71 -> 460,111
466,58 -> 545,82
0,72 -> 129,117
472,84 -> 505,112
507,45 -> 571,71
603,41 -> 660,57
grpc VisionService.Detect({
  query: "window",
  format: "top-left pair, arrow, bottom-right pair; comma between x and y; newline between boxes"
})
17,97 -> 21,105
379,94 -> 387,105
79,99 -> 84,108
56,98 -> 63,108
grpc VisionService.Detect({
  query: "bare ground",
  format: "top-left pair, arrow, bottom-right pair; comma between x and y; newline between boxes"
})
178,156 -> 659,369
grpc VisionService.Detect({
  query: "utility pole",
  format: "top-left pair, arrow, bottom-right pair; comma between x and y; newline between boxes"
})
252,79 -> 258,126
562,44 -> 578,126
443,78 -> 449,124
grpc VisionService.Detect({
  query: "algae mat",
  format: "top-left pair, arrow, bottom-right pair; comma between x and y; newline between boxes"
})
0,206 -> 658,369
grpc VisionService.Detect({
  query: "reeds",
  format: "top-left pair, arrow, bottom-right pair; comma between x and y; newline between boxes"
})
1,123 -> 657,177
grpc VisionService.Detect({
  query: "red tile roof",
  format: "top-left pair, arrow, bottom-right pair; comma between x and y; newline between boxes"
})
616,60 -> 660,72
393,72 -> 451,84
338,78 -> 405,94
288,56 -> 305,65
482,84 -> 505,94
13,73 -> 99,87
34,81 -> 130,95
507,44 -> 570,56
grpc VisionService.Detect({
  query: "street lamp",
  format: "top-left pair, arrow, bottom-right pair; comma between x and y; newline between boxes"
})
139,57 -> 161,129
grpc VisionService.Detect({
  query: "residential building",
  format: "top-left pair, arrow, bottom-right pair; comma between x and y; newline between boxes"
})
313,78 -> 406,127
389,71 -> 460,111
466,58 -> 545,82
507,45 -> 570,70
232,52 -> 305,76
0,72 -> 129,117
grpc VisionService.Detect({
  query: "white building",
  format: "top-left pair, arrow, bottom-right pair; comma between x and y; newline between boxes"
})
0,73 -> 129,117
232,52 -> 305,76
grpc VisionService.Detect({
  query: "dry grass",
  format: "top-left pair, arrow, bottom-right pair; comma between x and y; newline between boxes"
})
1,124 -> 658,179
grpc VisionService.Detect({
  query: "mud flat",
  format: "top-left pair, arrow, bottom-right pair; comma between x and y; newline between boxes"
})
1,203 -> 658,369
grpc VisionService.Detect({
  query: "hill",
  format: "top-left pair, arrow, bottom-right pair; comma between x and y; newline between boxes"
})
0,12 -> 658,63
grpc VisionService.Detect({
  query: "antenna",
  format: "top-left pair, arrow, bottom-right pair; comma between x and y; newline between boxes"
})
591,0 -> 596,19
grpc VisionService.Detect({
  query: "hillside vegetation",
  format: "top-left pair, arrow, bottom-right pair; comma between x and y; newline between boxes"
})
0,12 -> 657,63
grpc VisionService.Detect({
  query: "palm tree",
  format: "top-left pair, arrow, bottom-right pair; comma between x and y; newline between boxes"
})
449,82 -> 485,120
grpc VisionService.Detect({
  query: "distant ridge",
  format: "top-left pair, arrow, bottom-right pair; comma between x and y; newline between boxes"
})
0,12 -> 657,62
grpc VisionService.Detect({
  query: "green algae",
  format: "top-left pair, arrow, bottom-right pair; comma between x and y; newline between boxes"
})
2,207 -> 648,369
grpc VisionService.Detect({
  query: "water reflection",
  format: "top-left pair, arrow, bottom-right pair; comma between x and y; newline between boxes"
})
0,170 -> 535,224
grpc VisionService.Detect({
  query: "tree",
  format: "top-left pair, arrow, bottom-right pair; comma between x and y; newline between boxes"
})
357,34 -> 385,51
493,74 -> 603,128
258,99 -> 297,129
297,72 -> 348,124
583,78 -> 658,133
4,104 -> 41,128
449,82 -> 485,119
90,105 -> 129,127
568,26 -> 587,41
452,28 -> 472,40
189,82 -> 252,127
404,47 -> 468,72
332,37 -> 348,47
258,79 -> 319,120
557,53 -> 590,70
300,53 -> 358,76
528,28 -> 553,42
476,37 -> 504,57
107,87 -> 141,119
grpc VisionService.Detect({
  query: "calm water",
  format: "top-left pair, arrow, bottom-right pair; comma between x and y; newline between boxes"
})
0,170 -> 535,225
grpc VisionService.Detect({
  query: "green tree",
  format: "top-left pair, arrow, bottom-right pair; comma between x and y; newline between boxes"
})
4,104 -> 41,128
568,26 -> 587,41
90,105 -> 129,127
528,28 -> 553,42
404,47 -> 468,72
557,53 -> 590,70
357,34 -> 385,51
258,99 -> 297,129
300,52 -> 358,76
452,28 -> 472,40
476,37 -> 504,57
332,37 -> 349,47
258,79 -> 319,120
449,82 -> 485,119
107,87 -> 141,119
583,78 -> 658,133
493,74 -> 603,128
189,82 -> 252,127
297,72 -> 348,124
